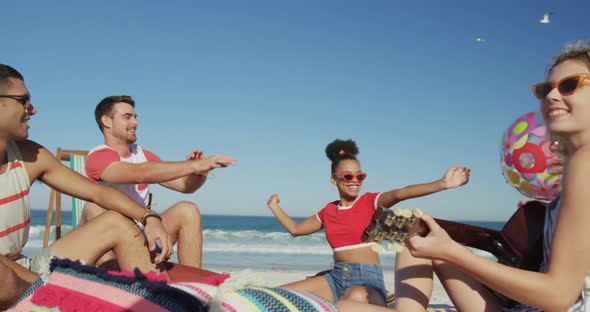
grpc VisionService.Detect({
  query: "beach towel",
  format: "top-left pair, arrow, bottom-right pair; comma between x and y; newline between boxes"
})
9,258 -> 205,312
10,259 -> 339,312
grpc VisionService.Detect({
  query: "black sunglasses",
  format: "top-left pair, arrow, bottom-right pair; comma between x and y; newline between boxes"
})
0,94 -> 31,107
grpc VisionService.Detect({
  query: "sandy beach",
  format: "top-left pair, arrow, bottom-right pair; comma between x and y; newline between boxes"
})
207,266 -> 456,310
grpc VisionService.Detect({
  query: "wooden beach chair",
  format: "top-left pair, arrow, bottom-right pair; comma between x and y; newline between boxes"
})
42,148 -> 89,247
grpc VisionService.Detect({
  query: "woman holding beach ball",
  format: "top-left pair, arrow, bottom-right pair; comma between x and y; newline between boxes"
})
267,139 -> 470,307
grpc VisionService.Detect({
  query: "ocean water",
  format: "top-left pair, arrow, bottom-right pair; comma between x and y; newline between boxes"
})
27,210 -> 502,271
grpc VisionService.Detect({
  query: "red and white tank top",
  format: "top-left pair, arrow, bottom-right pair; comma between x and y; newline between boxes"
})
0,141 -> 31,259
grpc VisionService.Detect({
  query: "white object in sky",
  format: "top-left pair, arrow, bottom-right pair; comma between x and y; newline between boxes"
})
475,37 -> 487,43
539,12 -> 552,24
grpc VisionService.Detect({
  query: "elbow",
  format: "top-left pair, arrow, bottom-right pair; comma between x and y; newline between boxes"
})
555,297 -> 582,312
180,181 -> 203,194
180,185 -> 201,194
541,291 -> 581,312
545,301 -> 576,312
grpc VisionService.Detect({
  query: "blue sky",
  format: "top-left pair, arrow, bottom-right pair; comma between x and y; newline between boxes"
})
3,0 -> 588,220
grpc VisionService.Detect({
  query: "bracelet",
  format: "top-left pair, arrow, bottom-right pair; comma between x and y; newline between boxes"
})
140,208 -> 155,225
142,213 -> 162,225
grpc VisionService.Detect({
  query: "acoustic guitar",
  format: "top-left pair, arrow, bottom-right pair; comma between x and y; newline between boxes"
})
362,201 -> 547,306
363,201 -> 546,271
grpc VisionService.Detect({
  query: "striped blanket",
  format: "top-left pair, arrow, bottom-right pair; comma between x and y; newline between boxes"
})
9,259 -> 337,312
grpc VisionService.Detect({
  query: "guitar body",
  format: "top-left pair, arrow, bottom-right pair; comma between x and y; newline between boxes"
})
436,200 -> 545,271
498,200 -> 545,271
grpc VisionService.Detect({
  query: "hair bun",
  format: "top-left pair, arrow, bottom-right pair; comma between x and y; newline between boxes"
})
325,139 -> 358,161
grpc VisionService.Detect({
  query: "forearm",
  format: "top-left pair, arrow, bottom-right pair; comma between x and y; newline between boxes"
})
133,161 -> 198,184
269,206 -> 301,236
397,179 -> 446,199
177,173 -> 207,193
381,179 -> 445,207
0,255 -> 38,284
447,243 -> 575,311
91,185 -> 147,220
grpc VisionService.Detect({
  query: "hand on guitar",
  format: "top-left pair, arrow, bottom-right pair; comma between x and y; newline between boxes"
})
362,207 -> 425,252
405,214 -> 458,261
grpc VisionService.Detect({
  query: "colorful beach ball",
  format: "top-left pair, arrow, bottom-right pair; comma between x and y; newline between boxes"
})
500,111 -> 562,201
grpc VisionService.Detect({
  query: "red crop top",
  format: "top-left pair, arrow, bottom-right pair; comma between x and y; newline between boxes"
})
315,192 -> 381,251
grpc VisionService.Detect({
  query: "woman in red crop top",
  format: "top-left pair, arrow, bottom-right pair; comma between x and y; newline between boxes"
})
267,139 -> 470,307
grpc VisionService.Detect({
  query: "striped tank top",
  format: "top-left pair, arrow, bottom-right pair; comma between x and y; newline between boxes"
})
0,141 -> 31,260
503,197 -> 589,311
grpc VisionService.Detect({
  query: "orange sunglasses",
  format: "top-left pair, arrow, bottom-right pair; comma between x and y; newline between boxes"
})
532,73 -> 590,99
333,172 -> 368,182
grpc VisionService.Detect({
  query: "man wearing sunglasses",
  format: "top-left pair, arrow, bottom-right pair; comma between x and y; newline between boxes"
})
0,65 -> 177,310
79,95 -> 236,270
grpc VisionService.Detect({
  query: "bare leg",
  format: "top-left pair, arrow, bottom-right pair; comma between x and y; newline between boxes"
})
394,249 -> 434,312
0,261 -> 33,310
281,276 -> 334,302
81,201 -> 203,269
79,202 -> 117,268
433,260 -> 503,312
160,201 -> 202,268
51,210 -> 163,273
79,201 -> 106,226
342,286 -> 387,306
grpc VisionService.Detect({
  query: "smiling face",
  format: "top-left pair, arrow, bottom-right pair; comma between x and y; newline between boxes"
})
103,102 -> 138,145
331,158 -> 364,201
540,59 -> 590,145
0,78 -> 36,141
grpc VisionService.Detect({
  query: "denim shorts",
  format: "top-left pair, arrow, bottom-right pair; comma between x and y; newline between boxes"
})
322,262 -> 387,302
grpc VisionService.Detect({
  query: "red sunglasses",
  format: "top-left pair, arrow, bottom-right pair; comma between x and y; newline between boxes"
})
532,73 -> 590,99
333,172 -> 368,182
